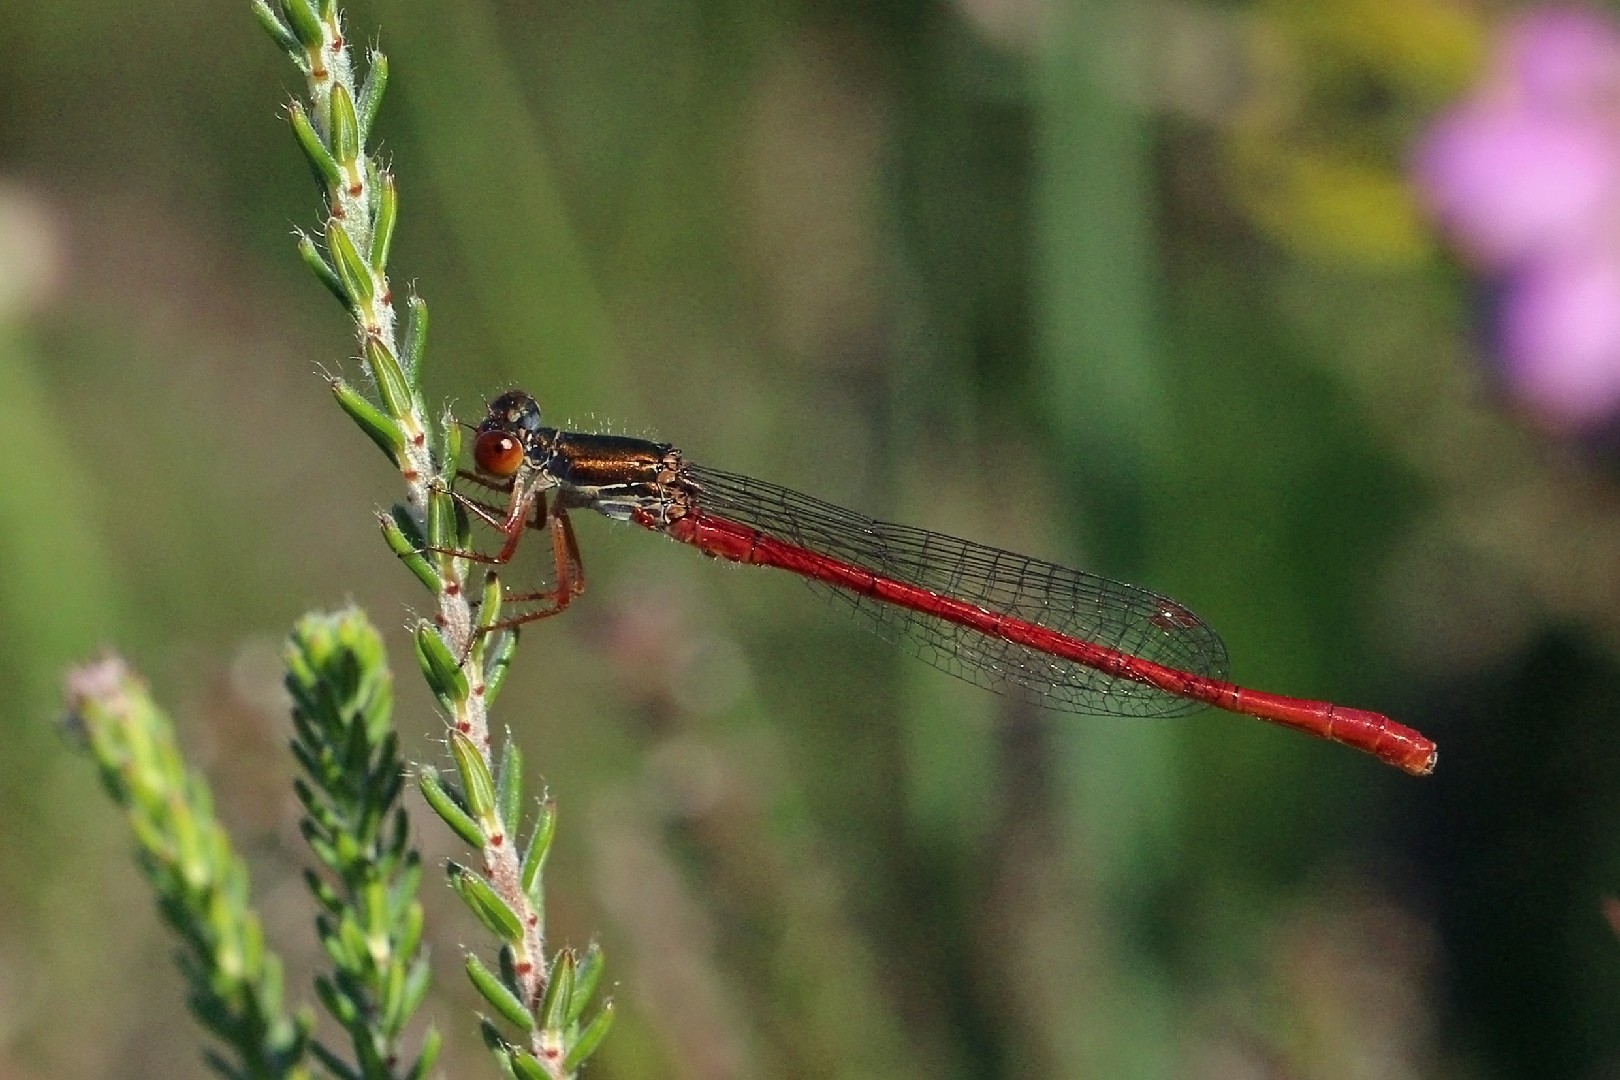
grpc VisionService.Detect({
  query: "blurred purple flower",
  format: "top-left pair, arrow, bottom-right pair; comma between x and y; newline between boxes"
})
1415,7 -> 1620,430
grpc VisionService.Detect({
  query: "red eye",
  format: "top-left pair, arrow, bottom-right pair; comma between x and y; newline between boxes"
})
474,431 -> 525,477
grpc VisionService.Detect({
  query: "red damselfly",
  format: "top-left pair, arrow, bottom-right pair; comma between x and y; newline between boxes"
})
444,390 -> 1437,776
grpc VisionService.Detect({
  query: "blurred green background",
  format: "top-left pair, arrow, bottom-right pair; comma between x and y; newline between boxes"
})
4,0 -> 1617,1076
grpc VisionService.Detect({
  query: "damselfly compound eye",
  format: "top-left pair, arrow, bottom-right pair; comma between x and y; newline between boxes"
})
475,431 -> 525,476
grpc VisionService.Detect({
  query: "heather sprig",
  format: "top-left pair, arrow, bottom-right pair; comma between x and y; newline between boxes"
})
63,658 -> 314,1079
252,1 -> 611,1074
285,610 -> 439,1079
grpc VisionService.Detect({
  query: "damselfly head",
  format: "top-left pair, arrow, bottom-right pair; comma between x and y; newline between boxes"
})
474,390 -> 546,477
484,390 -> 544,432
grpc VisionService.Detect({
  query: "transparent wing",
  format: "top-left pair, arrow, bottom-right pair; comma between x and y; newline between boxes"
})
683,465 -> 1230,718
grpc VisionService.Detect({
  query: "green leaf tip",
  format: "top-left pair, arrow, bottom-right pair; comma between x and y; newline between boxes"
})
539,950 -> 573,1032
329,83 -> 361,169
381,512 -> 440,592
426,485 -> 473,574
482,630 -> 518,710
296,229 -> 348,306
401,295 -> 429,382
407,1028 -> 443,1080
364,336 -> 414,420
506,1047 -> 549,1080
279,0 -> 325,49
330,376 -> 405,464
358,50 -> 389,145
562,1000 -> 615,1072
251,0 -> 301,58
568,941 -> 606,1026
426,485 -> 453,552
371,171 -> 397,273
449,729 -> 499,829
412,623 -> 469,708
466,953 -> 534,1031
419,767 -> 485,848
496,740 -> 523,844
520,799 -> 556,899
326,223 -> 374,307
289,100 -> 341,191
477,571 -> 505,632
439,410 -> 462,483
447,862 -> 524,943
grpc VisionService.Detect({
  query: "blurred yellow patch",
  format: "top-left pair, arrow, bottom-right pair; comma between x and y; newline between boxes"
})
1277,0 -> 1487,96
1222,0 -> 1488,265
1226,138 -> 1432,264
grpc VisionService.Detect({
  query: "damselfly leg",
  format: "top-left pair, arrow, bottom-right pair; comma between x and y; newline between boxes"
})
428,474 -> 587,635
